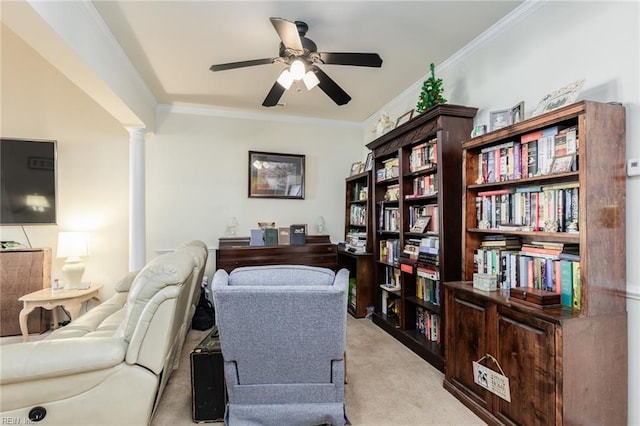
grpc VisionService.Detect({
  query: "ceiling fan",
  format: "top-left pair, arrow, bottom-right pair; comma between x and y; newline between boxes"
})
209,17 -> 383,107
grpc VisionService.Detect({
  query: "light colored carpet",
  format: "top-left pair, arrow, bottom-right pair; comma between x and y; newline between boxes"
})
151,316 -> 484,426
1,317 -> 483,425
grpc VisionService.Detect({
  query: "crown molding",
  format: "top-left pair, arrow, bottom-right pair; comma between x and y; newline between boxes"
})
364,0 -> 548,125
157,104 -> 361,128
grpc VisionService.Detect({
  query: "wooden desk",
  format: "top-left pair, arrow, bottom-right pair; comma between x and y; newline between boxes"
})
18,285 -> 102,341
216,235 -> 337,272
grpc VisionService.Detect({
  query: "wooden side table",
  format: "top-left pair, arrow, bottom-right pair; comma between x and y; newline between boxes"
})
18,285 -> 102,341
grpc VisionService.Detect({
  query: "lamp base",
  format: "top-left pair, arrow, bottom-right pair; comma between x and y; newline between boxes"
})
62,257 -> 85,289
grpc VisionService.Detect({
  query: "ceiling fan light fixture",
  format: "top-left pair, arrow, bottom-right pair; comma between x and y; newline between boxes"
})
276,69 -> 294,89
302,71 -> 320,90
290,59 -> 306,80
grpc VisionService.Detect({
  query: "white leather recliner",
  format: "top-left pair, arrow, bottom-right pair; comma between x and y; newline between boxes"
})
0,240 -> 208,425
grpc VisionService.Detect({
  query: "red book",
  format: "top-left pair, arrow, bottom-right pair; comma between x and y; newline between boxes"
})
521,244 -> 562,256
521,130 -> 543,144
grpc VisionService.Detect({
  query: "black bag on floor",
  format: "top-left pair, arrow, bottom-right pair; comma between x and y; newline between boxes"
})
192,290 -> 215,331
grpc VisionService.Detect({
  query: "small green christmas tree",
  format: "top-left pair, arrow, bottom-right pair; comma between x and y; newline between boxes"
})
416,63 -> 447,114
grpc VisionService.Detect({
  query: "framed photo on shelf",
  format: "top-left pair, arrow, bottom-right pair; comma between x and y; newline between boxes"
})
510,101 -> 524,124
532,79 -> 585,117
395,109 -> 414,128
248,151 -> 305,199
364,152 -> 374,171
549,154 -> 575,174
490,109 -> 510,131
350,161 -> 363,176
410,216 -> 431,233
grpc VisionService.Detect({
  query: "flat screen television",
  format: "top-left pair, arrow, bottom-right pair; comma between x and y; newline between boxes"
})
1,138 -> 57,225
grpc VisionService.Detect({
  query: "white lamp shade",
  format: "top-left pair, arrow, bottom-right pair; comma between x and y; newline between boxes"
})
277,69 -> 294,89
57,232 -> 89,258
290,59 -> 306,80
303,71 -> 320,90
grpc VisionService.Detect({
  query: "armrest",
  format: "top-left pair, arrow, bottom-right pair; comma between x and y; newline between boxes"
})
0,337 -> 127,385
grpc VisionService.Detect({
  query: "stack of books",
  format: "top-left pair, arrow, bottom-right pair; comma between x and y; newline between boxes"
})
345,232 -> 367,253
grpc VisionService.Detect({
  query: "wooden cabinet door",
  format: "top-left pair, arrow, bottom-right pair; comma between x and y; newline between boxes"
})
0,249 -> 50,336
494,306 -> 556,426
445,289 -> 491,411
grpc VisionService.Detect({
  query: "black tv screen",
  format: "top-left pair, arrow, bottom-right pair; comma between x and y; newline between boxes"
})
1,138 -> 57,225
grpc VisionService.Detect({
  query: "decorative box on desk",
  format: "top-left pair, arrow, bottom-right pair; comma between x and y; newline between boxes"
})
216,235 -> 337,272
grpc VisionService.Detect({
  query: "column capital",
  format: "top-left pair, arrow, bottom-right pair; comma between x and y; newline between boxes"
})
125,126 -> 147,139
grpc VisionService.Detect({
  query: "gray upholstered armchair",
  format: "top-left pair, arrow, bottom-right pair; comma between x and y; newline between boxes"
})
212,265 -> 349,426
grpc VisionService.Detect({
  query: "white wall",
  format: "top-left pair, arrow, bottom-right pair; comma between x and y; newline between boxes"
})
145,107 -> 363,258
363,1 -> 640,422
0,24 -> 130,300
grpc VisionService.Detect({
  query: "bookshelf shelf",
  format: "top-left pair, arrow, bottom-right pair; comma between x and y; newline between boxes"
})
366,104 -> 477,372
444,100 -> 627,425
340,169 -> 374,318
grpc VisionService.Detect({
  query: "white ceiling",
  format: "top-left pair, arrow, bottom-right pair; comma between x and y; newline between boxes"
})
88,1 -> 523,123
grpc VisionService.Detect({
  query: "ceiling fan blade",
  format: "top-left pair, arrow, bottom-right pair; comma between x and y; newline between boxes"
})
316,52 -> 383,67
311,66 -> 351,106
262,81 -> 286,107
270,17 -> 303,53
210,58 -> 276,72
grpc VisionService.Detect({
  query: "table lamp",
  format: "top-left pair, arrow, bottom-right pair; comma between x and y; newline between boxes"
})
57,231 -> 89,289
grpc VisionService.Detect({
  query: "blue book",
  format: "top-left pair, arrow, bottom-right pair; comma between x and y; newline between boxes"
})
560,260 -> 573,307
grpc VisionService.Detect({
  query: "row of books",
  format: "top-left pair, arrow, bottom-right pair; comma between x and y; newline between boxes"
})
351,182 -> 368,202
376,157 -> 399,182
477,125 -> 578,184
475,183 -> 579,233
380,207 -> 400,232
379,239 -> 400,264
416,307 -> 440,344
409,138 -> 438,173
349,204 -> 367,226
381,266 -> 401,289
406,173 -> 438,198
474,243 -> 580,309
416,266 -> 440,305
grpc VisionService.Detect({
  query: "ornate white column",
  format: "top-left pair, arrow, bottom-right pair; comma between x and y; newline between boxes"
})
126,126 -> 146,271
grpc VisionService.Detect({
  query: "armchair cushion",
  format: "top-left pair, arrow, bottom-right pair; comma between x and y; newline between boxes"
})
228,264 -> 335,287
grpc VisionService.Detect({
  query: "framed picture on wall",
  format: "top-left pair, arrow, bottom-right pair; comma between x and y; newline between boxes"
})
248,151 -> 305,199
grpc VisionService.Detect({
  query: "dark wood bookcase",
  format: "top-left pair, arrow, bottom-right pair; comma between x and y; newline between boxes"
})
443,101 -> 627,425
366,104 -> 477,371
339,170 -> 375,318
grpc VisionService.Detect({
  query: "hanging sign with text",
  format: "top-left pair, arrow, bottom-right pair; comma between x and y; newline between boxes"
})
473,356 -> 511,402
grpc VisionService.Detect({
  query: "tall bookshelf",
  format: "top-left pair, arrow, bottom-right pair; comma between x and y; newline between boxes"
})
339,169 -> 374,318
366,104 -> 477,371
443,101 -> 627,424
